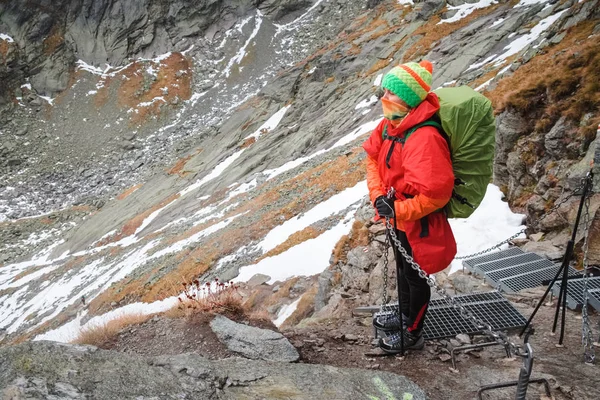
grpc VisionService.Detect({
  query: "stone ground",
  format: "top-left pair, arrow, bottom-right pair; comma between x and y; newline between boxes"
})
93,285 -> 600,400
285,290 -> 600,400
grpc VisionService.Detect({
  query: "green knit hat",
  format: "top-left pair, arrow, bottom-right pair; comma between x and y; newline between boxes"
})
381,60 -> 433,108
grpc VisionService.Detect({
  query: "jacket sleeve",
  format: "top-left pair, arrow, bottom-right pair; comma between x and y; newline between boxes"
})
394,126 -> 454,221
366,156 -> 385,204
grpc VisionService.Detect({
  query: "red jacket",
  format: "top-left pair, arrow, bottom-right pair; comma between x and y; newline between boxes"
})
363,92 -> 457,274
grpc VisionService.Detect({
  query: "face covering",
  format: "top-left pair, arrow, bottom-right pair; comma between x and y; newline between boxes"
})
381,97 -> 410,127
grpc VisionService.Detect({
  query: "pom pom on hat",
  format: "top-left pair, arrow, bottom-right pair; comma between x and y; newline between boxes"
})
381,60 -> 433,108
419,60 -> 433,74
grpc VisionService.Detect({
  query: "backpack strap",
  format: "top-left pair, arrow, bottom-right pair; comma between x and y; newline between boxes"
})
382,120 -> 444,169
404,120 -> 443,143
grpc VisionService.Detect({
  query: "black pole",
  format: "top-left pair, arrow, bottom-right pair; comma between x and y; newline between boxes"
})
521,171 -> 593,338
557,173 -> 592,344
520,263 -> 565,336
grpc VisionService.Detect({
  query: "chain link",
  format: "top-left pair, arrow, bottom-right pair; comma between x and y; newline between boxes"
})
580,173 -> 595,364
384,218 -> 525,356
454,229 -> 527,260
382,234 -> 390,307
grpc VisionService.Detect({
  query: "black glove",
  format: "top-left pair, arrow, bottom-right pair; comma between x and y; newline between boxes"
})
375,195 -> 395,218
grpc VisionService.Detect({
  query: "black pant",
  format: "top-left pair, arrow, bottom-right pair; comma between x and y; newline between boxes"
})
392,229 -> 431,333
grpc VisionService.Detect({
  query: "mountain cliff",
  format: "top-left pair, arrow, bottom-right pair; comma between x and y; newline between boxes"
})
1,1 -> 600,396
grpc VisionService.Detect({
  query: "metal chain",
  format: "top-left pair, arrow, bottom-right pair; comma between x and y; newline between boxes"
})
453,179 -> 587,260
454,229 -> 527,260
382,234 -> 390,307
580,174 -> 595,364
385,217 -> 525,356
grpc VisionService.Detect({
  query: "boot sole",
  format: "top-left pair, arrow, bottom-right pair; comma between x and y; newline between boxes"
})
378,337 -> 425,353
372,323 -> 403,332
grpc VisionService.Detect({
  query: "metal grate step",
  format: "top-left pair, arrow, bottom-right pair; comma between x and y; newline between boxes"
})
589,288 -> 600,311
485,259 -> 556,287
423,306 -> 480,340
383,291 -> 506,312
378,291 -> 527,340
498,265 -> 579,293
472,253 -> 544,276
462,247 -> 524,273
463,301 -> 527,331
551,277 -> 600,310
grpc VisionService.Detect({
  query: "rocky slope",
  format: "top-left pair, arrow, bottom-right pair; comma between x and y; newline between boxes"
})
0,0 -> 599,378
0,340 -> 426,399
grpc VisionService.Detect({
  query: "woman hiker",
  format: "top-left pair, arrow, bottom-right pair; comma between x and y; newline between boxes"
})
362,60 -> 457,353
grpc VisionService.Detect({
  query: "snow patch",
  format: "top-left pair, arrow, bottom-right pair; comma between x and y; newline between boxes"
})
274,0 -> 325,32
355,95 -> 378,110
243,105 -> 290,140
179,149 -> 246,197
466,8 -> 567,70
514,0 -> 550,7
448,184 -> 526,274
234,208 -> 360,284
439,0 -> 496,24
374,74 -> 383,86
223,10 -> 263,78
263,119 -> 379,180
257,181 -> 368,253
0,33 -> 14,42
274,297 -> 302,327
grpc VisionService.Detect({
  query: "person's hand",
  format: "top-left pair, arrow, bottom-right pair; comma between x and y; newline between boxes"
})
375,196 -> 395,218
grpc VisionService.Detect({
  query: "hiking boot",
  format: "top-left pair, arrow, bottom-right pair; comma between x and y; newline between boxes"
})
372,312 -> 407,332
379,329 -> 424,354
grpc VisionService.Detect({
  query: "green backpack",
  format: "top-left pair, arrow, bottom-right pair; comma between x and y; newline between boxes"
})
383,86 -> 496,218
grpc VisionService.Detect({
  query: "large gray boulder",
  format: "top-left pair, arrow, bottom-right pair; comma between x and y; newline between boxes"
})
209,315 -> 300,362
0,341 -> 427,400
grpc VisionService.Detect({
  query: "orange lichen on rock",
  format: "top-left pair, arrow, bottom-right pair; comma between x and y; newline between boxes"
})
117,52 -> 193,125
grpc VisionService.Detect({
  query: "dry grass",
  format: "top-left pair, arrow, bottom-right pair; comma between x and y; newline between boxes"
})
43,26 -> 64,55
279,285 -> 318,328
366,58 -> 393,76
116,184 -> 143,200
106,193 -> 180,245
240,137 -> 257,149
332,220 -> 370,264
0,39 -> 11,59
402,4 -> 503,62
168,282 -> 245,319
488,19 -> 600,139
116,53 -> 192,125
265,278 -> 301,308
71,313 -> 154,346
256,226 -> 324,262
87,146 -> 366,312
94,76 -> 113,108
167,154 -> 195,176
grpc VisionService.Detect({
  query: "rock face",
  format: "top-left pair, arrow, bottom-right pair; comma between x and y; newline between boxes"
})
209,315 -> 300,362
0,0 -> 260,99
0,341 -> 427,400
